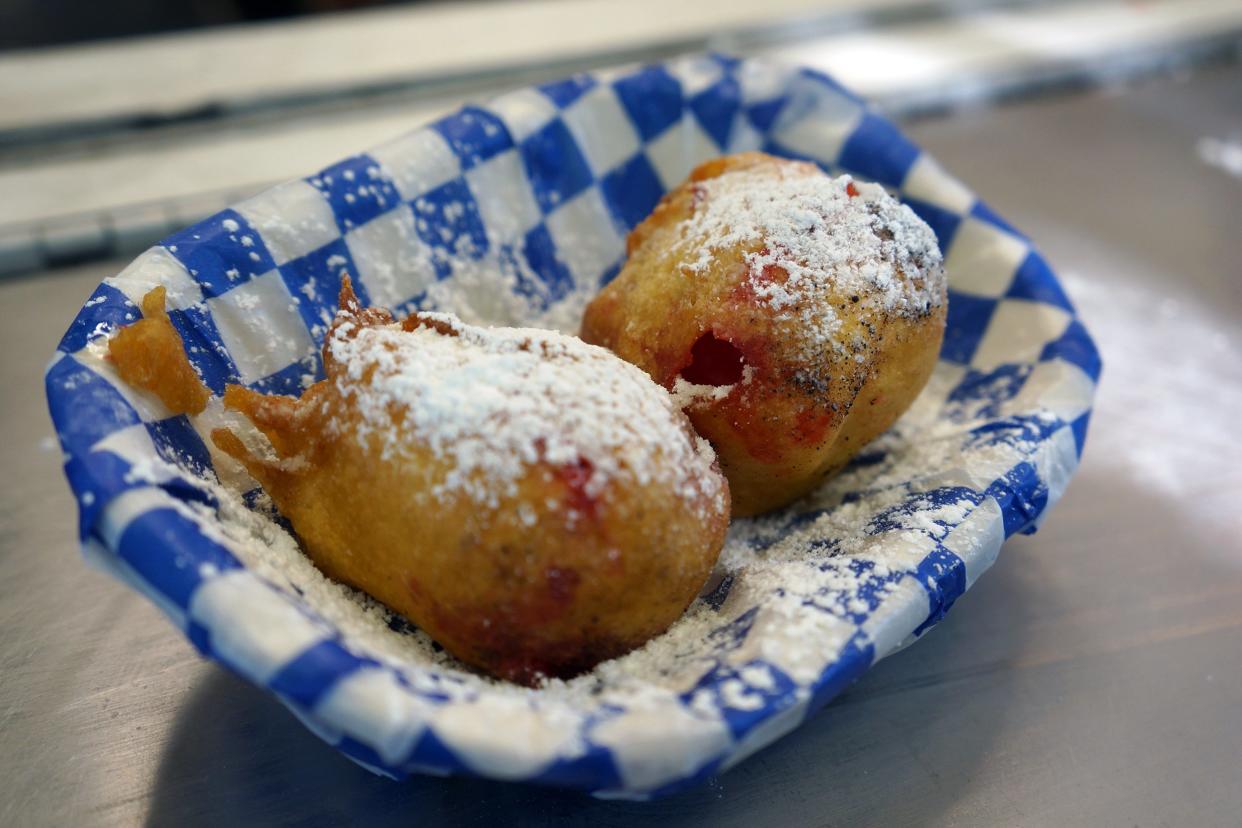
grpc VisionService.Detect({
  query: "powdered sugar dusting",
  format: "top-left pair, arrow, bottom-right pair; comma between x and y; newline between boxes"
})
679,164 -> 944,356
139,356 -> 1049,711
325,312 -> 722,510
90,309 -> 1068,792
669,365 -> 756,410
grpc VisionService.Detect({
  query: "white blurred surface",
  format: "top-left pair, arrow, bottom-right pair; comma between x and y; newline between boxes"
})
2,0 -> 1240,239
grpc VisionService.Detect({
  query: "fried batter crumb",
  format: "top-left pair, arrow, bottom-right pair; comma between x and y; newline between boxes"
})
108,286 -> 211,416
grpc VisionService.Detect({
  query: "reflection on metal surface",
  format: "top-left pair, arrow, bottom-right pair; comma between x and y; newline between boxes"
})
871,29 -> 1242,122
1061,265 -> 1242,543
1197,135 -> 1242,179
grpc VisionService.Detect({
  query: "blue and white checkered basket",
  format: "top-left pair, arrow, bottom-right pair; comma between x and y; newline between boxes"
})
46,55 -> 1099,798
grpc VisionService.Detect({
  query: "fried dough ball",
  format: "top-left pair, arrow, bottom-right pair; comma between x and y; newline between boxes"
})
582,153 -> 947,516
212,279 -> 729,685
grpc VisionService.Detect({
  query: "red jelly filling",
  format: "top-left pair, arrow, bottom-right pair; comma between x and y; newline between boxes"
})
556,457 -> 600,521
681,332 -> 746,386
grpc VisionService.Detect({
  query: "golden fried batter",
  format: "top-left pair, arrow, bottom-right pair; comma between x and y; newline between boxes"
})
108,286 -> 210,415
211,278 -> 729,684
582,152 -> 947,516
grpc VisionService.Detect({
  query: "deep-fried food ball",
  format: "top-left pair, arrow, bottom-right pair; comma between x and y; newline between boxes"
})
582,153 -> 947,516
212,279 -> 729,684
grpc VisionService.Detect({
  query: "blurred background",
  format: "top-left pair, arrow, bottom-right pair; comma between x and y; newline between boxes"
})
2,2 -> 1241,826
3,0 -> 405,50
2,0 -> 1240,277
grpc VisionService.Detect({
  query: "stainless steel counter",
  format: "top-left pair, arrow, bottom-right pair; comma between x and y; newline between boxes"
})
2,63 -> 1240,827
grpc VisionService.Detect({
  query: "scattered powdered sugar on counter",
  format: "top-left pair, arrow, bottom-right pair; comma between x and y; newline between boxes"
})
1197,135 -> 1242,180
325,313 -> 723,510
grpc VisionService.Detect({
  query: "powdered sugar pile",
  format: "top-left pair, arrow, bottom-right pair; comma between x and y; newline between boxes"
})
678,165 -> 944,355
324,311 -> 723,510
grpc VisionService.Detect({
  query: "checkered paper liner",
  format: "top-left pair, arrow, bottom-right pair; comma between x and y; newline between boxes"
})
46,55 -> 1099,798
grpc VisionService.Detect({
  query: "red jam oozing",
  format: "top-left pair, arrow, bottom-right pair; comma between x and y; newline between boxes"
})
754,263 -> 784,285
690,183 -> 708,209
731,252 -> 786,306
544,565 -> 581,606
846,181 -> 860,197
750,248 -> 783,287
681,332 -> 746,386
711,403 -> 780,464
407,566 -> 589,686
556,457 -> 600,521
793,407 -> 834,446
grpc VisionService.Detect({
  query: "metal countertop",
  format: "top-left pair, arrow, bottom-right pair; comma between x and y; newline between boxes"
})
1,64 -> 1239,827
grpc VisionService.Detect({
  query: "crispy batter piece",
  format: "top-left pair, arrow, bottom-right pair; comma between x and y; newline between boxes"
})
108,286 -> 211,416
